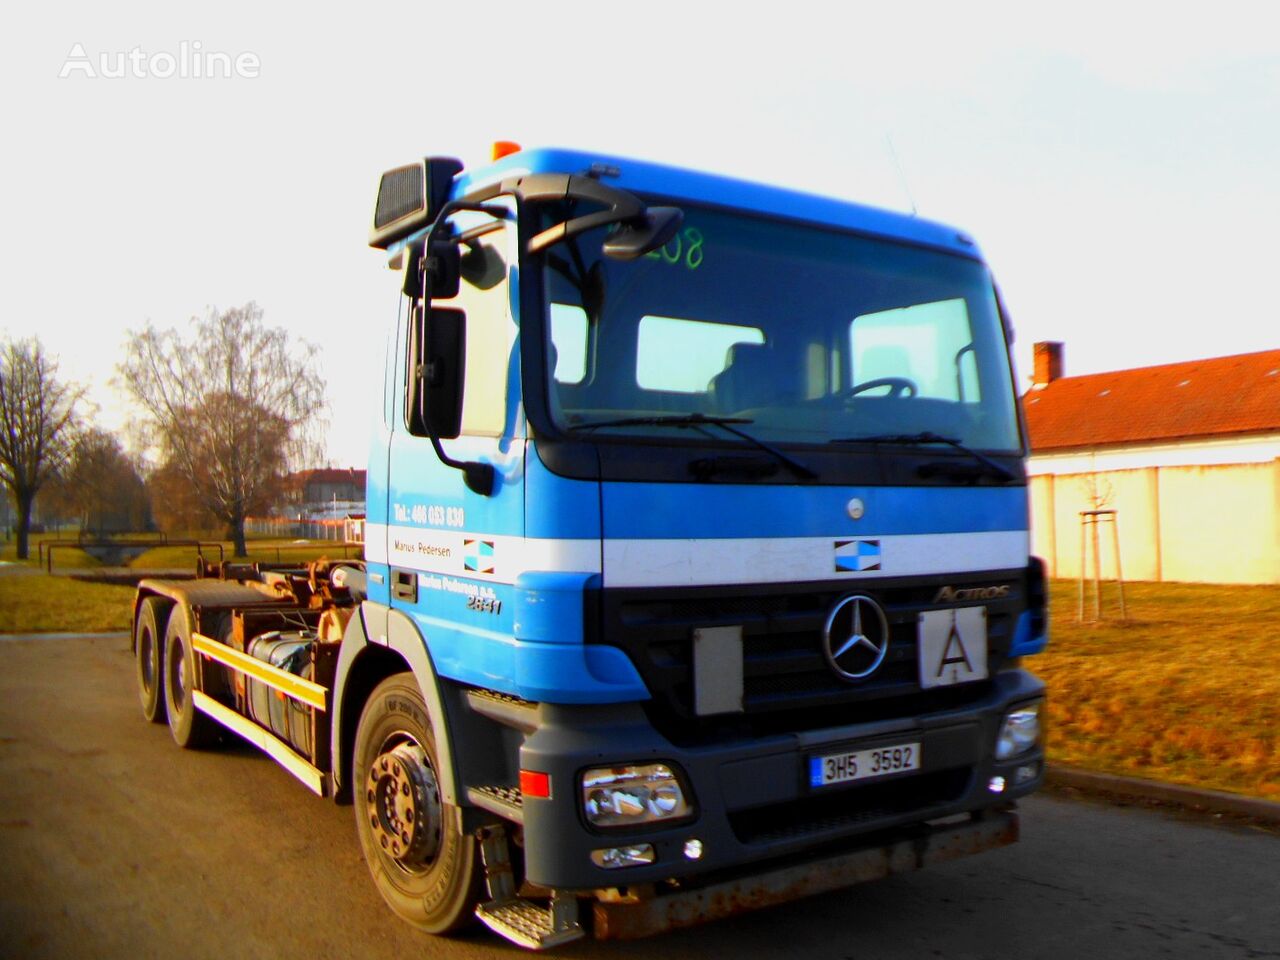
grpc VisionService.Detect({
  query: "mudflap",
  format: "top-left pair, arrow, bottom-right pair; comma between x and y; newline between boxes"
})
592,808 -> 1019,940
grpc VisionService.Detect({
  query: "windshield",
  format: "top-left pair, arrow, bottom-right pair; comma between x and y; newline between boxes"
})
540,203 -> 1022,453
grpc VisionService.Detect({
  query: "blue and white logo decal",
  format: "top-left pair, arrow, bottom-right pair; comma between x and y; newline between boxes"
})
835,539 -> 881,573
463,539 -> 496,574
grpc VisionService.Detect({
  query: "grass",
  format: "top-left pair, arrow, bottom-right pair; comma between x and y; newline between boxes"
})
0,534 -> 355,634
0,574 -> 135,634
1037,579 -> 1280,801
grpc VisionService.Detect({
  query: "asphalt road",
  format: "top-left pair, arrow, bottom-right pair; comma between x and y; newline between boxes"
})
1,634 -> 1277,960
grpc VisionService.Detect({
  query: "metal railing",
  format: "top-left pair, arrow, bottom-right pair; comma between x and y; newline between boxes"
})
45,539 -> 224,573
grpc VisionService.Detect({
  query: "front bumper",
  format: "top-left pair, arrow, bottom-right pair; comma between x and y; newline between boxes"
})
518,668 -> 1044,889
592,808 -> 1020,939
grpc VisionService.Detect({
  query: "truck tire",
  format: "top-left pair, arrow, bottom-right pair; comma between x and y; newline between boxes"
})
353,673 -> 481,934
135,596 -> 171,724
162,607 -> 220,749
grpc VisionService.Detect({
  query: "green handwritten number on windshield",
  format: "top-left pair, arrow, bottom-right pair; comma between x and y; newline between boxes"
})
660,234 -> 682,264
684,228 -> 703,270
645,227 -> 704,270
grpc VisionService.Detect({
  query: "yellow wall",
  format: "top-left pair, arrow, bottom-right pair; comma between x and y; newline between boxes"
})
1158,464 -> 1279,584
1029,460 -> 1280,584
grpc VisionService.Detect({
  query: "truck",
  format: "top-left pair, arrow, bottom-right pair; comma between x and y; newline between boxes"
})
130,144 -> 1048,949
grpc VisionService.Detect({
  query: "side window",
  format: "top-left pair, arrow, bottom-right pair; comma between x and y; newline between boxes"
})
405,222 -> 513,438
849,298 -> 976,401
549,304 -> 588,384
456,229 -> 512,435
636,315 -> 764,394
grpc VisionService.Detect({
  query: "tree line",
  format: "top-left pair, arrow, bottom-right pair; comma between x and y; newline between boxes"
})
0,303 -> 326,559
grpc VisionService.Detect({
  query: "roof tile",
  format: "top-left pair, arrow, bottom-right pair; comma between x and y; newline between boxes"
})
1023,349 -> 1280,451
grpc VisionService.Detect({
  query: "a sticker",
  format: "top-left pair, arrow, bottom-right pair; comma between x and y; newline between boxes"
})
835,539 -> 881,573
463,539 -> 495,574
918,607 -> 988,689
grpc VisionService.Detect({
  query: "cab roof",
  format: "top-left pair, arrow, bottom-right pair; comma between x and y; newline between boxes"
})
455,147 -> 985,261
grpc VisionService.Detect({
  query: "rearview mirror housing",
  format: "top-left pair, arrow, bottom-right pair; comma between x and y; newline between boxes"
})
407,306 -> 465,440
602,207 -> 684,261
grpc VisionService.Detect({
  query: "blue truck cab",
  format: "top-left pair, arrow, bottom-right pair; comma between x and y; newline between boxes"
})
358,146 -> 1047,943
132,145 -> 1047,950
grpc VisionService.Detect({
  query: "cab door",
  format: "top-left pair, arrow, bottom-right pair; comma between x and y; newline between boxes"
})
384,214 -> 526,686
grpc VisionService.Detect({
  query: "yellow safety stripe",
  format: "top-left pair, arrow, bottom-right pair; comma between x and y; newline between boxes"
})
192,632 -> 328,711
192,691 -> 325,796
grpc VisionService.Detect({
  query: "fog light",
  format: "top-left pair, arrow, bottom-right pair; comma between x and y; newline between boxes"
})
590,844 -> 656,869
988,775 -> 1006,794
996,702 -> 1042,760
582,764 -> 692,828
683,838 -> 704,861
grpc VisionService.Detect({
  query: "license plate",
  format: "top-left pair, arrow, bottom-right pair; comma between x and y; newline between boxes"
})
918,606 -> 988,689
809,742 -> 921,787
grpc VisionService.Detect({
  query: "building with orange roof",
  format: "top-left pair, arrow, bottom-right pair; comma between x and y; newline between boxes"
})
1023,343 -> 1280,584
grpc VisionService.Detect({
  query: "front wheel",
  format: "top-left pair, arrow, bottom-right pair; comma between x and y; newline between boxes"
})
353,674 -> 481,934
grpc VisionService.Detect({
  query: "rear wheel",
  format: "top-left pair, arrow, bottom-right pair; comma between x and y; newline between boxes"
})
135,596 -> 171,723
163,608 -> 220,749
353,674 -> 481,934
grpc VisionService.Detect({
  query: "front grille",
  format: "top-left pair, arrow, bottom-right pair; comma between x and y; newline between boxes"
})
729,767 -> 973,845
594,569 -> 1026,739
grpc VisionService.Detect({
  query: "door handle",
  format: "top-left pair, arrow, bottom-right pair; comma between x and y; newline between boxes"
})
391,568 -> 418,603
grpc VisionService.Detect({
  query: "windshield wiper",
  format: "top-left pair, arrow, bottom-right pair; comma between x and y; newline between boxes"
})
834,431 -> 1015,482
568,414 -> 817,480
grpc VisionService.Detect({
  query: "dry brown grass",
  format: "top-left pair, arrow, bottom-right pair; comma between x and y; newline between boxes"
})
0,574 -> 135,634
1037,579 -> 1280,800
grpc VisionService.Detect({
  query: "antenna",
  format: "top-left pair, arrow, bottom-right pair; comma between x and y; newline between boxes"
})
885,134 -> 918,217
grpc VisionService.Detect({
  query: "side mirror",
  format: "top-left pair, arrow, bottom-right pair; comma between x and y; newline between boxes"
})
405,305 -> 495,495
400,236 -> 461,301
407,306 -> 465,440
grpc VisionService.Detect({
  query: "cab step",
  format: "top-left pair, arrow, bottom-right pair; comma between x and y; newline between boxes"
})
475,897 -> 583,951
465,688 -> 539,733
467,783 -> 524,823
475,823 -> 583,950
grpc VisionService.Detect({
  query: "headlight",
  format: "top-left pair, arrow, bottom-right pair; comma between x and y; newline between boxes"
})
995,702 -> 1042,760
582,763 -> 692,828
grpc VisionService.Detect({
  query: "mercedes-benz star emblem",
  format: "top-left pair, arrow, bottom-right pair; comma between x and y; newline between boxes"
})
822,594 -> 890,681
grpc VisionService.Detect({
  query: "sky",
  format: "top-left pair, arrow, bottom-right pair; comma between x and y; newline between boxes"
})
3,1 -> 1278,468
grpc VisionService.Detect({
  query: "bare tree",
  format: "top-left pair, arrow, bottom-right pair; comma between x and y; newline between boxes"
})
119,303 -> 326,557
0,338 -> 83,559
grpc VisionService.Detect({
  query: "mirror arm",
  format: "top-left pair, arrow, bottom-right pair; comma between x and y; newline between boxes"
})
459,173 -> 651,257
526,207 -> 638,255
425,429 -> 495,496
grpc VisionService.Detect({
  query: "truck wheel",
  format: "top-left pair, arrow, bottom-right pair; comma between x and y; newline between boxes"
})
135,596 -> 171,724
353,674 -> 481,934
162,608 -> 219,749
